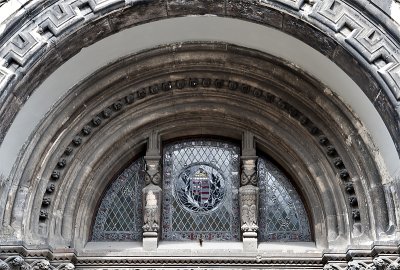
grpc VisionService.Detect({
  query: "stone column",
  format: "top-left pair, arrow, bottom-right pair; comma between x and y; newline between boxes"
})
239,131 -> 259,251
142,132 -> 162,251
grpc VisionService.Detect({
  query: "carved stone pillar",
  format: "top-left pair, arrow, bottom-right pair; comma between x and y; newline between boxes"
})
142,132 -> 162,251
239,131 -> 259,251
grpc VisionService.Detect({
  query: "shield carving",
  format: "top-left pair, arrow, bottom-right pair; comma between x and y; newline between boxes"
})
191,168 -> 211,207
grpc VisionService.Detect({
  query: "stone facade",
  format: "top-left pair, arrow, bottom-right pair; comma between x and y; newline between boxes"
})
0,0 -> 400,269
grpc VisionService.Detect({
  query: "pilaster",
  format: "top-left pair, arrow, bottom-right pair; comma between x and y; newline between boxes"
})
143,131 -> 162,251
239,131 -> 259,251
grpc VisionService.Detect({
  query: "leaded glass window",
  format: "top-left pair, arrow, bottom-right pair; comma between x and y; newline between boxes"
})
162,140 -> 240,241
258,156 -> 312,241
92,157 -> 145,241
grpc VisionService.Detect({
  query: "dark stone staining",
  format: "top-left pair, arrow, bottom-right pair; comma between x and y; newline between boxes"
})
46,184 -> 55,194
92,116 -> 102,126
82,125 -> 92,136
226,1 -> 283,28
42,197 -> 51,206
283,14 -> 337,59
51,171 -> 60,180
64,147 -> 73,156
72,136 -> 82,146
167,0 -> 224,17
113,101 -> 123,111
102,108 -> 112,118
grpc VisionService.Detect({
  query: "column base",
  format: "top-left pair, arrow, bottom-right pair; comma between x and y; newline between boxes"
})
143,232 -> 158,251
242,232 -> 258,251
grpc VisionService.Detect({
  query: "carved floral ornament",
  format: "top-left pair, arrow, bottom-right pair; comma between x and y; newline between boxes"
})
0,257 -> 74,270
324,257 -> 400,270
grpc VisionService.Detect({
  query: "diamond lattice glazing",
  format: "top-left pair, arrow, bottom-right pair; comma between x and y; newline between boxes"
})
162,140 -> 240,241
92,158 -> 145,241
258,157 -> 311,241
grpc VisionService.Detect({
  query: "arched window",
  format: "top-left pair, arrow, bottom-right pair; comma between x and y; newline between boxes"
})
161,139 -> 241,241
91,158 -> 145,241
258,156 -> 312,241
91,139 -> 312,243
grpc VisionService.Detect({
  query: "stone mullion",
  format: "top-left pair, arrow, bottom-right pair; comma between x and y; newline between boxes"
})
239,131 -> 259,251
142,131 -> 162,251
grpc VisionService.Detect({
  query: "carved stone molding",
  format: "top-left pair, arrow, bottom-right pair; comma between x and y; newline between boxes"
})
142,190 -> 160,233
239,185 -> 259,233
324,257 -> 400,270
142,185 -> 162,251
37,76 -> 360,224
0,257 -> 74,270
0,0 -> 398,157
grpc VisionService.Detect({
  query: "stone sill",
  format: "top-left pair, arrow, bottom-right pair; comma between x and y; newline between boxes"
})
81,241 -> 320,257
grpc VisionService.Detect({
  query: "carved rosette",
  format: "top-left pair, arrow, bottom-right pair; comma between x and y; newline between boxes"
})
239,185 -> 259,233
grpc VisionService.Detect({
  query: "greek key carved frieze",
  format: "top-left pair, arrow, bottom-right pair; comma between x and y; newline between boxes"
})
310,0 -> 400,100
38,3 -> 84,37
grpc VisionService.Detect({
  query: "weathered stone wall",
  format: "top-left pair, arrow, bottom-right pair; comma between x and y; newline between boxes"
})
0,0 -> 399,269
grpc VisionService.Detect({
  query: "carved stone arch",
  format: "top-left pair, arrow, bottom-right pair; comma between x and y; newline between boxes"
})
0,1 -> 399,170
1,42 -> 391,264
0,1 -> 399,267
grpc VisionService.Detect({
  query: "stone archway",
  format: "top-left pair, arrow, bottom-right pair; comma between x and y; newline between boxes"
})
0,1 -> 400,269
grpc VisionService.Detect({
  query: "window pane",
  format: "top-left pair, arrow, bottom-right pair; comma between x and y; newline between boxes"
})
258,157 -> 312,241
162,140 -> 240,241
92,157 -> 145,241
